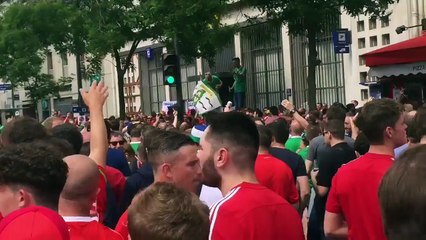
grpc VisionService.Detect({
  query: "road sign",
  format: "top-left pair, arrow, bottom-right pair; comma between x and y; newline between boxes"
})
334,45 -> 350,54
332,29 -> 352,46
0,84 -> 12,91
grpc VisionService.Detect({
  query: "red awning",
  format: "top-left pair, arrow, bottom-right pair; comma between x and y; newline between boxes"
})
364,34 -> 426,67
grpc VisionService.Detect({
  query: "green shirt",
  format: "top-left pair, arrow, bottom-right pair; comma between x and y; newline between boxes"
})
298,146 -> 309,160
285,136 -> 302,153
202,75 -> 221,91
130,142 -> 141,153
233,67 -> 246,93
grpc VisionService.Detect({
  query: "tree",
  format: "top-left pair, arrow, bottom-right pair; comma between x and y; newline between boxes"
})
242,0 -> 398,110
77,0 -> 233,118
1,0 -> 234,118
0,2 -> 73,113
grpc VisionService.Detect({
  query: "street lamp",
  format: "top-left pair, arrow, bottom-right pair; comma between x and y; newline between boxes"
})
396,18 -> 426,34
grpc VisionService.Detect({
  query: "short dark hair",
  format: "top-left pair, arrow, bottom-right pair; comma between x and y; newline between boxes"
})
1,116 -> 48,145
42,137 -> 75,158
128,182 -> 209,240
355,99 -> 403,145
269,106 -> 279,116
146,130 -> 197,170
51,123 -> 83,155
354,133 -> 370,155
268,120 -> 290,143
206,112 -> 259,170
130,127 -> 142,138
232,57 -> 240,62
257,125 -> 272,149
324,120 -> 345,140
326,104 -> 347,122
379,145 -> 426,240
0,141 -> 68,210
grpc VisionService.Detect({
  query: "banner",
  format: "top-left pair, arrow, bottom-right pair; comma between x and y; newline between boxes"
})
192,81 -> 222,115
161,101 -> 177,113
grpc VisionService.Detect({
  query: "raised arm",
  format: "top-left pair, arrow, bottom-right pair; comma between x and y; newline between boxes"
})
80,81 -> 109,169
281,99 -> 309,129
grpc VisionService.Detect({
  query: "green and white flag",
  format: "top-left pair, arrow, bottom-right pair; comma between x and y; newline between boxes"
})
192,81 -> 222,114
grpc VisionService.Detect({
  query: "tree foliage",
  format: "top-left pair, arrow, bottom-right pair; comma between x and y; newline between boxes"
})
242,0 -> 398,109
1,0 -> 234,118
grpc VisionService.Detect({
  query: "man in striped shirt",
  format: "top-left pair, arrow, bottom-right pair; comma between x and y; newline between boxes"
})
197,112 -> 304,240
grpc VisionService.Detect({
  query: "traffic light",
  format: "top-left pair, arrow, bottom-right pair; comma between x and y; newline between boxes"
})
162,54 -> 180,86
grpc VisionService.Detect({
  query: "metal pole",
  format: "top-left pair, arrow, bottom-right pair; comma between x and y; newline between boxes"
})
11,84 -> 15,109
173,36 -> 184,121
76,54 -> 83,106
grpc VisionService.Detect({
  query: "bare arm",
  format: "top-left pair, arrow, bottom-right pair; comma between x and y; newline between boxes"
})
296,176 -> 310,214
172,110 -> 178,128
324,212 -> 348,239
80,81 -> 109,169
310,170 -> 329,197
281,99 -> 309,129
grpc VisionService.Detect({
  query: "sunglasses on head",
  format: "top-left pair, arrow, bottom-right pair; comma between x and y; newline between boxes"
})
110,140 -> 125,146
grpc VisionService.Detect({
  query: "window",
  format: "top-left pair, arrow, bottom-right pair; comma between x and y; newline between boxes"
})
360,71 -> 367,83
61,53 -> 68,66
358,38 -> 366,49
357,21 -> 365,32
359,56 -> 366,66
133,106 -> 137,112
47,52 -> 53,70
369,18 -> 377,30
124,77 -> 127,83
132,76 -> 135,82
133,97 -> 136,103
361,89 -> 369,100
370,36 -> 378,47
381,16 -> 390,28
382,34 -> 390,45
132,86 -> 135,93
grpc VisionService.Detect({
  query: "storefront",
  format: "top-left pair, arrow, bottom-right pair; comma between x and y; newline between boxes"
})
363,34 -> 426,106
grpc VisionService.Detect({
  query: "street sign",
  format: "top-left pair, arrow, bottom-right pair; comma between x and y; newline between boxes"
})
332,29 -> 352,45
332,29 -> 351,54
286,88 -> 292,97
334,45 -> 350,54
0,84 -> 12,91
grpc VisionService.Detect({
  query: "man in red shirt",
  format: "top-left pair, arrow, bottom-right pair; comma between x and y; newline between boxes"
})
255,125 -> 299,205
324,99 -> 406,240
0,141 -> 69,239
197,112 -> 304,240
59,155 -> 123,240
115,130 -> 203,239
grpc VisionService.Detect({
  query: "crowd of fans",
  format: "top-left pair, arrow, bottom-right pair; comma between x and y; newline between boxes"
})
0,81 -> 425,240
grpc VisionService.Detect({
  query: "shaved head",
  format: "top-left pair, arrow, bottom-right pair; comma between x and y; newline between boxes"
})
61,155 -> 99,202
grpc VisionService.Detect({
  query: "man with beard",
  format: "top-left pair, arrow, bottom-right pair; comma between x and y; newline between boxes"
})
197,112 -> 304,240
115,130 -> 203,239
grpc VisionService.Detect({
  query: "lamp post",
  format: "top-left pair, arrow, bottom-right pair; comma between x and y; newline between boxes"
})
395,18 -> 426,34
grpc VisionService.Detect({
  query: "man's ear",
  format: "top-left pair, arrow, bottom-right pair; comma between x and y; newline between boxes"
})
17,189 -> 33,209
216,148 -> 229,169
160,163 -> 173,180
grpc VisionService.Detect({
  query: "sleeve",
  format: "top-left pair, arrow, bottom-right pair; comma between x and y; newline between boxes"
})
120,176 -> 139,215
316,157 -> 334,188
296,155 -> 308,177
119,156 -> 131,177
306,137 -> 320,161
326,173 -> 342,213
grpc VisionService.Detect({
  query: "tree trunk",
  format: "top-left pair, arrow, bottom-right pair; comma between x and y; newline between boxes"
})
116,67 -> 126,119
113,40 -> 141,119
306,27 -> 318,111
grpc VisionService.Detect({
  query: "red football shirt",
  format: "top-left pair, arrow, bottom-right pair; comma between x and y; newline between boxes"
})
105,166 -> 126,202
63,217 -> 123,240
209,182 -> 304,240
115,210 -> 129,240
255,154 -> 299,204
326,153 -> 394,240
91,166 -> 107,222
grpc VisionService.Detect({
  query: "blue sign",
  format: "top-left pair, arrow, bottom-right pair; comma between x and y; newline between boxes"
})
332,29 -> 352,45
0,84 -> 12,91
334,45 -> 350,54
146,48 -> 153,60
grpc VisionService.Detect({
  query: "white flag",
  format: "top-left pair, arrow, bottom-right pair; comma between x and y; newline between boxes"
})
192,81 -> 222,114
